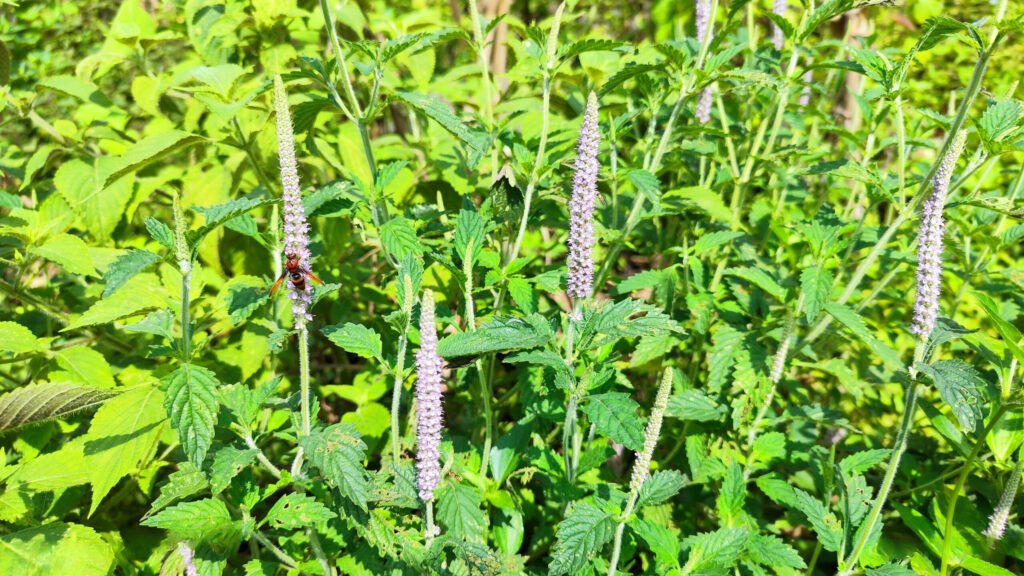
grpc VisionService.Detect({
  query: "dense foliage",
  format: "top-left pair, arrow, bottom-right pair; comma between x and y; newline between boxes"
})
2,0 -> 1024,575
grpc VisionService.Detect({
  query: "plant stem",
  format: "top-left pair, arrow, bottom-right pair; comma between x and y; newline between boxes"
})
467,0 -> 499,182
291,325 -> 312,477
181,269 -> 191,361
309,528 -> 334,576
939,405 -> 1009,576
425,500 -> 436,546
465,242 -> 494,479
563,301 -> 582,483
838,381 -> 920,575
390,329 -> 409,468
607,491 -> 638,576
507,72 -> 552,266
251,532 -> 299,570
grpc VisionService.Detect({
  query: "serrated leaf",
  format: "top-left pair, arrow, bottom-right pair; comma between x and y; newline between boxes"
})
681,527 -> 748,572
577,298 -> 683,350
300,423 -> 370,510
102,249 -> 162,297
141,498 -> 242,549
146,217 -> 175,249
188,197 -> 275,253
801,265 -> 832,322
55,346 -> 115,389
839,449 -> 891,474
438,314 -> 552,358
694,231 -> 744,256
725,267 -> 787,301
661,187 -> 736,224
210,446 -> 258,495
716,462 -> 746,526
379,216 -> 423,260
667,389 -> 725,422
746,533 -> 807,569
867,563 -> 917,576
55,158 -> 133,240
549,502 -> 616,575
150,462 -> 208,514
224,277 -> 269,326
163,364 -> 220,466
916,360 -> 986,433
0,522 -> 114,576
978,99 -> 1024,149
395,91 -> 488,158
84,386 -> 166,514
64,272 -> 167,331
557,38 -> 628,62
973,292 -> 1024,366
791,488 -> 843,552
752,431 -> 786,464
322,323 -> 384,363
636,469 -> 686,508
582,392 -> 644,450
824,302 -> 903,372
31,234 -> 98,277
630,518 -> 681,567
0,383 -> 115,433
599,63 -> 660,96
628,169 -> 661,203
437,483 -> 487,543
265,493 -> 337,530
0,322 -> 45,355
100,130 -> 203,188
507,277 -> 538,314
708,325 -> 743,394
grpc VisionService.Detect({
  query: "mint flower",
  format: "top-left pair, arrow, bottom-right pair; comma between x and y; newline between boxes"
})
567,92 -> 601,300
772,0 -> 786,50
985,458 -> 1023,540
415,290 -> 444,502
177,541 -> 199,576
273,75 -> 313,325
628,368 -> 673,494
910,130 -> 967,339
695,0 -> 713,124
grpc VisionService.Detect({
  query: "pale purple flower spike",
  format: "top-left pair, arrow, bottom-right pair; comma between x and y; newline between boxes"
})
799,71 -> 813,107
910,130 -> 967,339
695,0 -> 713,124
772,0 -> 787,50
415,290 -> 444,502
567,92 -> 601,301
274,75 -> 313,325
177,541 -> 199,576
985,458 -> 1023,540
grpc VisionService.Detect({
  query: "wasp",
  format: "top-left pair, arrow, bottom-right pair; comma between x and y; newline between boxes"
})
270,253 -> 325,296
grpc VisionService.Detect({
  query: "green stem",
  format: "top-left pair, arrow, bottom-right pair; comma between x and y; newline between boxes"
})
507,72 -> 552,266
390,329 -> 409,468
939,406 -> 1009,576
467,0 -> 499,182
181,269 -> 191,361
319,0 -> 362,119
291,325 -> 312,476
251,532 -> 300,570
607,492 -> 639,576
425,500 -> 436,546
308,528 -> 334,576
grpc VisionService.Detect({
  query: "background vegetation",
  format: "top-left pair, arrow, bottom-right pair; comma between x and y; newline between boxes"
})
2,0 -> 1024,575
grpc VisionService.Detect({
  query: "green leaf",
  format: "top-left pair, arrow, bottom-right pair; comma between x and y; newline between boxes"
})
437,483 -> 487,543
141,498 -> 242,549
224,277 -> 269,326
867,563 -> 917,576
163,364 -> 220,466
209,446 -> 258,495
83,385 -> 166,514
599,62 -> 661,97
978,99 -> 1024,149
694,231 -> 744,256
752,431 -> 787,464
54,158 -> 133,240
800,0 -> 892,40
801,265 -> 833,322
64,272 -> 167,331
681,527 -> 748,572
454,209 -> 486,269
716,461 -> 746,526
973,291 -> 1024,365
31,234 -> 98,277
725,267 -> 787,301
188,197 -> 275,252
916,360 -> 987,433
102,249 -> 162,297
791,488 -> 843,551
36,75 -> 106,103
707,325 -> 743,394
146,217 -> 175,249
581,392 -> 644,450
55,346 -> 115,388
549,501 -> 616,575
627,169 -> 661,203
508,277 -> 538,314
379,216 -> 423,260
825,302 -> 904,372
190,64 -> 246,97
0,522 -> 114,576
395,91 -> 489,158
299,423 -> 370,511
0,383 -> 115,433
438,314 -> 553,358
100,130 -> 204,188
667,389 -> 725,422
839,449 -> 891,474
557,38 -> 628,62
577,298 -> 683,350
124,309 -> 175,340
0,322 -> 45,355
661,187 -> 736,224
265,493 -> 337,530
150,462 -> 209,514
746,533 -> 807,570
322,323 -> 384,363
636,469 -> 686,508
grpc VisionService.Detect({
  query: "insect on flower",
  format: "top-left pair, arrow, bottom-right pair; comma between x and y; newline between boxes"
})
269,253 -> 325,296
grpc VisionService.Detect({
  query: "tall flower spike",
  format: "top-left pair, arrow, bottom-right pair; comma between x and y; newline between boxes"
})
695,0 -> 713,124
273,75 -> 313,326
628,368 -> 674,494
772,0 -> 787,50
910,130 -> 967,339
172,192 -> 190,275
415,290 -> 444,503
985,458 -> 1023,540
567,92 -> 601,301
